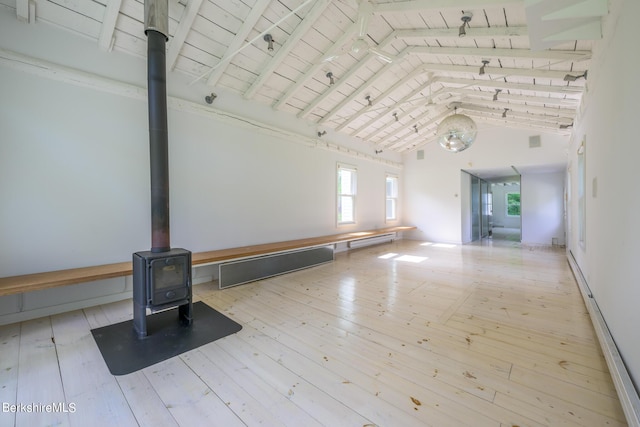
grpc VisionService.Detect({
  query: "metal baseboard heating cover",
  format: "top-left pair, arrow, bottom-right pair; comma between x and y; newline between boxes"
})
219,245 -> 334,289
348,233 -> 395,249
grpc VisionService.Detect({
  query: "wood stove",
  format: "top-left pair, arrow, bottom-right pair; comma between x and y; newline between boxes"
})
132,0 -> 192,339
91,1 -> 240,375
133,249 -> 192,338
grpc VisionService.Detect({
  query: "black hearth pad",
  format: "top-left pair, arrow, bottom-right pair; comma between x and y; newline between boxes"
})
91,301 -> 242,376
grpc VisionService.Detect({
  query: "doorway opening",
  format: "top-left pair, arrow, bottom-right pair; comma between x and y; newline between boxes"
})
490,180 -> 522,242
462,169 -> 521,243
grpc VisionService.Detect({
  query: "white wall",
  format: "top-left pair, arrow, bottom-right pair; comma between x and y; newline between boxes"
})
0,10 -> 402,322
460,171 -> 472,243
567,0 -> 640,390
521,172 -> 565,246
403,127 -> 569,243
0,65 -> 400,277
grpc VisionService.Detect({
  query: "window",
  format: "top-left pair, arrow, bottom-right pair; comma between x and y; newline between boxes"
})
577,137 -> 586,248
506,192 -> 521,217
337,164 -> 357,224
385,174 -> 398,221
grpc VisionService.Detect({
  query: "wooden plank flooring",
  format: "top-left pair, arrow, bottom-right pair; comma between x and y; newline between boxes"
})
0,238 -> 628,426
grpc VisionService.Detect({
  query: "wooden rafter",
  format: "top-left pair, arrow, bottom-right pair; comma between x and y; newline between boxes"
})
98,0 -> 122,51
16,0 -> 31,23
167,0 -> 203,70
243,0 -> 332,99
272,21 -> 359,110
334,67 -> 432,132
373,0 -> 525,13
206,0 -> 271,87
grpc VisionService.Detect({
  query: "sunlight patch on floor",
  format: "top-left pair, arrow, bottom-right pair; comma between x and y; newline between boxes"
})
395,255 -> 428,263
378,253 -> 398,259
432,243 -> 456,248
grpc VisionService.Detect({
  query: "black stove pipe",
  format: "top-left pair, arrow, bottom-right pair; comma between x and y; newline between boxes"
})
145,0 -> 170,253
132,0 -> 192,339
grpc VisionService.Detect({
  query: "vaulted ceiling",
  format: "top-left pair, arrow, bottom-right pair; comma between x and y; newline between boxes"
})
5,0 -> 606,153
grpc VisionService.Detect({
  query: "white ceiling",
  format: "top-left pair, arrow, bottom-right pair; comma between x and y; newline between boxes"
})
3,0 -> 605,153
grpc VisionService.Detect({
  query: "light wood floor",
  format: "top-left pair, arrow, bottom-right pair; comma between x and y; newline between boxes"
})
0,239 -> 628,426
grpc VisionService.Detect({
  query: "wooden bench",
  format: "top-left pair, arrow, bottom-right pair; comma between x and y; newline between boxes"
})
0,226 -> 415,297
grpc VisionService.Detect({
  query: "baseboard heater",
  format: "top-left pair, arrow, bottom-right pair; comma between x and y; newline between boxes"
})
348,233 -> 395,249
567,251 -> 640,426
218,245 -> 334,289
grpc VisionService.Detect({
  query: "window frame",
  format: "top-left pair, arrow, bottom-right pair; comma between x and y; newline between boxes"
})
577,136 -> 586,249
505,192 -> 521,217
385,173 -> 399,222
337,163 -> 357,225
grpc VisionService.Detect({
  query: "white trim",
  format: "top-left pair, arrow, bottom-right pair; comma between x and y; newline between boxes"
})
337,163 -> 357,226
385,173 -> 399,222
567,251 -> 640,427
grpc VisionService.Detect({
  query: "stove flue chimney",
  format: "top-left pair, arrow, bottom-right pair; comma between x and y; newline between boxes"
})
145,0 -> 170,253
133,0 -> 193,339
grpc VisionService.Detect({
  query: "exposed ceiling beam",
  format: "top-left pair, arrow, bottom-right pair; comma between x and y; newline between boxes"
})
407,46 -> 590,62
334,67 -> 432,132
347,78 -> 436,137
317,53 -> 406,125
305,36 -> 574,122
352,83 -> 484,139
244,0 -> 331,100
192,0 -> 316,87
378,109 -> 450,149
329,67 -> 578,145
273,23 -> 360,110
360,89 -> 454,141
206,0 -> 270,87
297,31 -> 397,119
98,0 -> 122,51
363,92 -> 575,143
16,0 -> 31,23
167,0 -> 203,70
374,96 -> 572,152
369,104 -> 448,143
445,87 -> 579,106
373,0 -> 525,13
405,63 -> 572,80
384,121 -> 438,151
278,26 -> 536,117
391,129 -> 438,151
386,109 -> 456,151
330,51 -> 583,132
395,26 -> 529,39
539,0 -> 608,20
448,96 -> 576,118
525,0 -> 607,50
458,103 -> 573,124
437,77 -> 584,96
298,61 -> 365,119
463,110 -> 570,131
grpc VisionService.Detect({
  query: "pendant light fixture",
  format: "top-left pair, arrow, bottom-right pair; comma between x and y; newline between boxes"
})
436,103 -> 477,153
